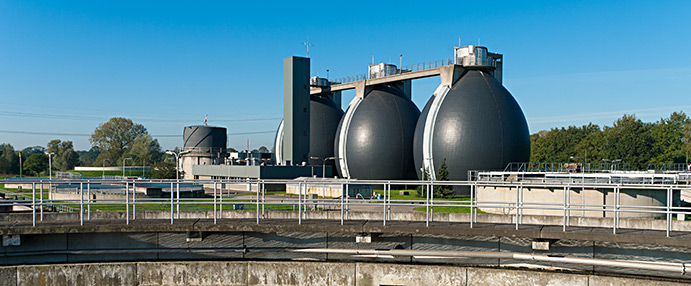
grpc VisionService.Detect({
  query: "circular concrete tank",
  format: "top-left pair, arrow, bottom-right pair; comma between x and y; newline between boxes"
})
181,125 -> 228,179
334,84 -> 420,180
275,94 -> 344,166
413,69 -> 530,181
183,126 -> 227,153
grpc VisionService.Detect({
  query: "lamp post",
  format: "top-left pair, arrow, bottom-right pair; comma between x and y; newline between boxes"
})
45,152 -> 54,200
122,158 -> 132,178
102,159 -> 110,179
165,150 -> 191,181
18,152 -> 22,178
310,156 -> 336,178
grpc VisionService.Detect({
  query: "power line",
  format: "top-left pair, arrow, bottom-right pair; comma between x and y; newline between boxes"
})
0,129 -> 277,137
0,110 -> 281,123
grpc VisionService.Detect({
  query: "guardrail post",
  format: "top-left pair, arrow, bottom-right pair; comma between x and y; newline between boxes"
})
86,181 -> 91,220
32,182 -> 36,226
515,184 -> 519,230
567,183 -> 571,227
667,187 -> 672,237
470,183 -> 474,228
170,182 -> 174,224
345,182 -> 349,220
125,181 -> 129,225
132,182 -> 136,220
80,182 -> 84,225
298,182 -> 302,225
256,180 -> 260,225
383,182 -> 387,226
519,183 -> 523,225
562,186 -> 567,232
261,181 -> 265,218
176,180 -> 180,219
220,180 -> 223,218
430,181 -> 434,222
425,182 -> 430,227
612,186 -> 619,234
39,182 -> 43,221
340,183 -> 344,225
213,181 -> 217,224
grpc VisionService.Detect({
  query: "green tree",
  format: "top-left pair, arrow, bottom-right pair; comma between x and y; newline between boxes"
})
21,146 -> 46,158
0,144 -> 19,175
90,117 -> 148,165
23,153 -> 48,176
650,111 -> 690,163
77,146 -> 101,166
123,134 -> 162,166
530,124 -> 603,163
433,158 -> 454,198
47,139 -> 80,171
150,161 -> 176,179
602,114 -> 654,170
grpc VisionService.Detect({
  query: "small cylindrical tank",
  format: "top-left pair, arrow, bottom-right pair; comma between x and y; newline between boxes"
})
181,125 -> 228,179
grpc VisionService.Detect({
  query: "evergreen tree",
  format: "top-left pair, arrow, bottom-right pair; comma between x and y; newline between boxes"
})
433,158 -> 454,198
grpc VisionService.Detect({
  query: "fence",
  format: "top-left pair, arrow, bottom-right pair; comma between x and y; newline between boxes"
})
2,178 -> 691,237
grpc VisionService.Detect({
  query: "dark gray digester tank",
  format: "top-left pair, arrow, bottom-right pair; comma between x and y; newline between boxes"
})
183,125 -> 227,152
275,94 -> 344,165
335,84 -> 420,180
413,69 -> 530,181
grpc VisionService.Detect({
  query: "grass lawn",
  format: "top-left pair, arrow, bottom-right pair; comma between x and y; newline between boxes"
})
373,189 -> 472,202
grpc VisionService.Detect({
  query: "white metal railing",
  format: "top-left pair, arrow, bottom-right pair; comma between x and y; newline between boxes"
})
331,58 -> 454,84
2,178 -> 691,237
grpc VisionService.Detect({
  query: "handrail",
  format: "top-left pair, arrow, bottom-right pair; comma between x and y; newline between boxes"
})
2,177 -> 691,237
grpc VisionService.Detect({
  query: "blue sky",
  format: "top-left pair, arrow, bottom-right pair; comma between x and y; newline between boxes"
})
1,1 -> 690,151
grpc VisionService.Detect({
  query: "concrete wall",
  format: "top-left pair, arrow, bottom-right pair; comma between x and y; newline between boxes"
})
0,261 -> 686,286
478,185 -> 671,218
4,207 -> 691,231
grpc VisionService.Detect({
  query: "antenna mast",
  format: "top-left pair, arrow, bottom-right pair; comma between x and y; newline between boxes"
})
302,35 -> 313,58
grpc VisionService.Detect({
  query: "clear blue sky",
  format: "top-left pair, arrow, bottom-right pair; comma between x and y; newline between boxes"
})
1,1 -> 690,151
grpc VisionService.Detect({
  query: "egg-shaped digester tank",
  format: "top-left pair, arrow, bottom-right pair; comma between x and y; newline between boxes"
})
413,69 -> 530,182
275,94 -> 344,166
335,84 -> 420,180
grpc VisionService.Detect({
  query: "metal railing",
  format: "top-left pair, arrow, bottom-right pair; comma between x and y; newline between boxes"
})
2,178 -> 691,238
648,163 -> 691,172
478,168 -> 691,185
503,162 -> 632,173
331,58 -> 454,84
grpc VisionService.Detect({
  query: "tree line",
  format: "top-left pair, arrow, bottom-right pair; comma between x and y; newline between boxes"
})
0,117 -> 173,178
530,111 -> 691,170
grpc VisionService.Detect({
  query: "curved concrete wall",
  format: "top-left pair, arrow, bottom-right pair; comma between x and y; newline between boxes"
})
0,261 -> 685,286
477,185 -> 673,218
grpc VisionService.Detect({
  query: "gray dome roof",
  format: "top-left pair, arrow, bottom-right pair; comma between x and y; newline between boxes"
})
413,69 -> 530,180
335,84 -> 420,180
